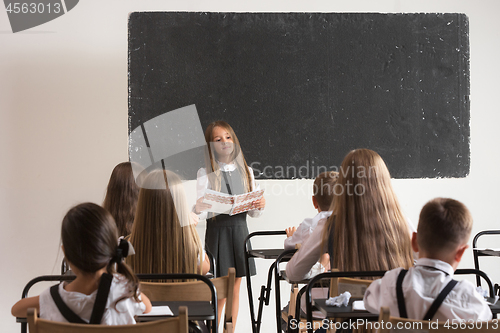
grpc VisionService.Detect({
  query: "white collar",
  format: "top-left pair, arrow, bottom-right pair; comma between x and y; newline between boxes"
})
217,160 -> 237,172
415,258 -> 454,276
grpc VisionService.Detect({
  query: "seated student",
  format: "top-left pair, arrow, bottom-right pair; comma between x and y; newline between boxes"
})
364,198 -> 492,321
11,203 -> 152,324
102,161 -> 140,237
283,171 -> 339,323
127,169 -> 210,276
286,149 -> 414,282
284,171 -> 339,279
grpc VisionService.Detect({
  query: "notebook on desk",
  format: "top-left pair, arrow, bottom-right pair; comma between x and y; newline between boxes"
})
141,306 -> 174,317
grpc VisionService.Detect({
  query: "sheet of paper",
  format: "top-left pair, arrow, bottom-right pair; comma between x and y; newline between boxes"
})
352,300 -> 366,311
142,305 -> 174,316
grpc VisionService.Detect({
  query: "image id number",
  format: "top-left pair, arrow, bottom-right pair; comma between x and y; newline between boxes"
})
6,2 -> 61,14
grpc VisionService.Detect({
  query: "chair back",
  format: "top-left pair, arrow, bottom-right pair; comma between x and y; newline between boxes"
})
139,268 -> 235,333
336,277 -> 372,297
378,307 -> 499,333
328,269 -> 373,297
27,307 -> 188,333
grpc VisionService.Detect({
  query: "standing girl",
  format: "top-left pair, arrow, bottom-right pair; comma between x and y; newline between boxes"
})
11,202 -> 152,324
194,121 -> 265,329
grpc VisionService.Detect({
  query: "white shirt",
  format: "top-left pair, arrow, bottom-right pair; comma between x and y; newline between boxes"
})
195,162 -> 263,220
363,258 -> 492,321
39,274 -> 146,325
285,217 -> 417,282
284,211 -> 332,250
285,216 -> 329,282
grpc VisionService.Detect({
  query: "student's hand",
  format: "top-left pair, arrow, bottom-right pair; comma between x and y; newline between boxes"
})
201,253 -> 211,275
286,226 -> 297,237
319,253 -> 330,271
195,197 -> 212,214
11,296 -> 40,318
140,292 -> 153,314
252,197 -> 266,210
190,212 -> 199,226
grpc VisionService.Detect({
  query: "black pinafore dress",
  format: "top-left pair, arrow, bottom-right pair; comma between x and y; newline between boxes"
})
205,168 -> 257,278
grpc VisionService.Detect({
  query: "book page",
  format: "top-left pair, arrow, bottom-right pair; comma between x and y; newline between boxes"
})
203,189 -> 233,214
230,189 -> 264,215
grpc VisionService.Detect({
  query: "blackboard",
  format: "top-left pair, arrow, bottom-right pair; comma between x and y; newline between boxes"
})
128,12 -> 469,179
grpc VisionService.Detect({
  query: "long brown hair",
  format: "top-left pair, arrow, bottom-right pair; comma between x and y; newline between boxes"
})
127,170 -> 204,275
102,162 -> 139,237
62,202 -> 140,302
204,121 -> 253,193
322,149 -> 413,272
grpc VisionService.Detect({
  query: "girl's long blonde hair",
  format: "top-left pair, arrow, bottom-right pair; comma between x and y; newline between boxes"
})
204,121 -> 253,193
127,169 -> 204,275
322,149 -> 413,272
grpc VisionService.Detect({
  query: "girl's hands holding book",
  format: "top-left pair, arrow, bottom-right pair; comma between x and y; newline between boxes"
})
252,197 -> 266,210
195,197 -> 212,214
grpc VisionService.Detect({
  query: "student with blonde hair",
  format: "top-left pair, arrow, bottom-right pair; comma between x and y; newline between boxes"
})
102,162 -> 140,237
364,198 -> 491,321
127,169 -> 210,276
286,148 -> 414,281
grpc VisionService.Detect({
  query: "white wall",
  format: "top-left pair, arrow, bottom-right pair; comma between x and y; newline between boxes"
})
1,0 -> 500,332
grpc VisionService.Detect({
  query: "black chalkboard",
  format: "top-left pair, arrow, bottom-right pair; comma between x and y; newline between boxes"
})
128,12 -> 469,179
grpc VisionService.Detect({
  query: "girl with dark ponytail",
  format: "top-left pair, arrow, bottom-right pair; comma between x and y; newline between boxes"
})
12,202 -> 152,324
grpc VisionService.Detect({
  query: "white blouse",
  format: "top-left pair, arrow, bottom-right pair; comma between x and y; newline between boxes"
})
195,161 -> 263,220
39,274 -> 146,325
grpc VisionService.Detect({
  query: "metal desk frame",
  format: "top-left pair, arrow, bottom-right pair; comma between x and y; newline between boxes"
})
244,230 -> 288,333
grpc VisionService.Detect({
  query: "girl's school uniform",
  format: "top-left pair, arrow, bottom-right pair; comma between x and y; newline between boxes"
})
196,161 -> 263,278
39,274 -> 146,325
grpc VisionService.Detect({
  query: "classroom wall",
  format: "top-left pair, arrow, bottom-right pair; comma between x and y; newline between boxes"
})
1,1 -> 499,332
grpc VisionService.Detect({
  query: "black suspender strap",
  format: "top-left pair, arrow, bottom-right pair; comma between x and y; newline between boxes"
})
50,273 -> 113,325
89,273 -> 113,324
422,279 -> 459,321
396,269 -> 409,319
221,171 -> 233,195
50,284 -> 87,324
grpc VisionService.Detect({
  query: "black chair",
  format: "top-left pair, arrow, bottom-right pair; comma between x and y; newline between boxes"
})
206,249 -> 216,278
473,230 -> 500,292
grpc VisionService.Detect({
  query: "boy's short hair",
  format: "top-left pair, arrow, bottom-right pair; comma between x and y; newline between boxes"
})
418,197 -> 473,254
313,171 -> 339,211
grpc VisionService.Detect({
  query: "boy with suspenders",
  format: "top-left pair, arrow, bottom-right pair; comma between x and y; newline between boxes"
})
363,198 -> 492,321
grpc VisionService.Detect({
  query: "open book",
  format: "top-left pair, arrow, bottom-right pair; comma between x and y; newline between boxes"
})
202,188 -> 264,216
